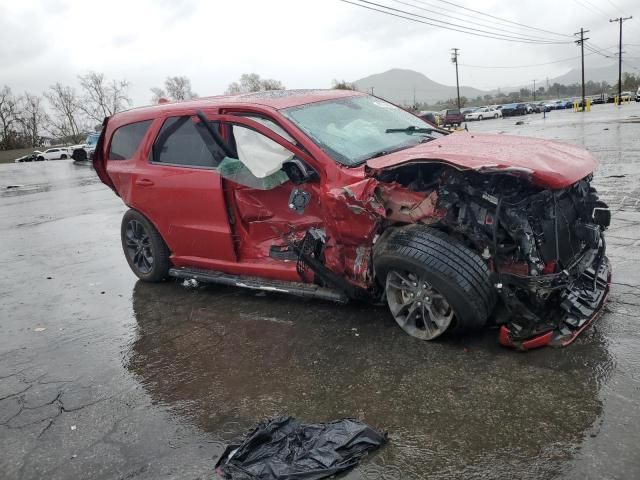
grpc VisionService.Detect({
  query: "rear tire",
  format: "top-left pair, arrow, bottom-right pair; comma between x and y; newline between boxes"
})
60,154 -> 67,159
374,225 -> 496,340
121,209 -> 170,282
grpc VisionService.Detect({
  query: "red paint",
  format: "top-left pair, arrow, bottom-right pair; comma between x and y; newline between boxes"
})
366,132 -> 598,189
95,90 -> 600,290
499,326 -> 553,350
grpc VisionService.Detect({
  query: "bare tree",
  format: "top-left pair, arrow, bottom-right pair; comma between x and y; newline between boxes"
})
44,83 -> 85,143
78,72 -> 132,123
19,93 -> 47,147
150,87 -> 167,103
0,86 -> 21,150
225,73 -> 285,95
151,76 -> 197,102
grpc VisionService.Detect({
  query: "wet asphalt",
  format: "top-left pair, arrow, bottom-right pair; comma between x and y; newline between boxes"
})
1,103 -> 639,479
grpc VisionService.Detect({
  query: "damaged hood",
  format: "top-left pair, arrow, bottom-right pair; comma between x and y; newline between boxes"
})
366,132 -> 598,189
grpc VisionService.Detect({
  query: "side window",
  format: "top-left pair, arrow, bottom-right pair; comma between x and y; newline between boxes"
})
217,125 -> 294,191
152,116 -> 225,168
109,120 -> 152,160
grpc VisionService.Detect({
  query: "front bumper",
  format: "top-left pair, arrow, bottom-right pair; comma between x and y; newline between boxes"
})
499,256 -> 611,350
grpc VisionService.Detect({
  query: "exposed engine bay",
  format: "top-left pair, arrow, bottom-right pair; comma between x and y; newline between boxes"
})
370,162 -> 611,348
291,161 -> 611,349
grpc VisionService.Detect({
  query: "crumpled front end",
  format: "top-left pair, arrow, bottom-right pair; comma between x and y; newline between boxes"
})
365,163 -> 611,349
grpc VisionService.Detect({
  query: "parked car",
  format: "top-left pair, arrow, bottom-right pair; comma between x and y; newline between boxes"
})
465,107 -> 499,121
442,108 -> 465,127
71,132 -> 101,161
37,147 -> 70,161
636,87 -> 640,102
14,152 -> 40,163
94,90 -> 610,350
417,110 -> 440,126
524,104 -> 534,114
501,103 -> 527,116
460,107 -> 477,115
589,94 -> 605,104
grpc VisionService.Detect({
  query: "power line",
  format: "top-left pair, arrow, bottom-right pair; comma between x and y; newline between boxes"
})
339,0 -> 574,44
459,52 -> 599,69
425,0 -> 572,38
387,0 -> 563,42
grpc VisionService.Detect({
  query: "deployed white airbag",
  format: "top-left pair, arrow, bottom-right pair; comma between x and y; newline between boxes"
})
233,125 -> 293,178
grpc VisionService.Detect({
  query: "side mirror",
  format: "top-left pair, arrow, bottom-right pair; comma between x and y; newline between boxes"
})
282,158 -> 319,185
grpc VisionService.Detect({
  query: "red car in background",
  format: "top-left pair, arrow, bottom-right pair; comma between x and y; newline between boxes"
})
442,108 -> 465,127
94,90 -> 610,349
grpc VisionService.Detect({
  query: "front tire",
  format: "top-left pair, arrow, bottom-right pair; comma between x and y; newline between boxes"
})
374,225 -> 496,340
121,210 -> 170,282
60,154 -> 67,159
478,115 -> 483,120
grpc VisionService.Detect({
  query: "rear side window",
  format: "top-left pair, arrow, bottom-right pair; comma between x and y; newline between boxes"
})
109,120 -> 152,160
152,116 -> 225,168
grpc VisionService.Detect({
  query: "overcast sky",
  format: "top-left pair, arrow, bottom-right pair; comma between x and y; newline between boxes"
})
2,0 -> 639,106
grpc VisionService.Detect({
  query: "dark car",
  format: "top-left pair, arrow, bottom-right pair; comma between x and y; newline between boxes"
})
94,89 -> 610,350
501,103 -> 527,116
443,108 -> 465,127
14,152 -> 39,163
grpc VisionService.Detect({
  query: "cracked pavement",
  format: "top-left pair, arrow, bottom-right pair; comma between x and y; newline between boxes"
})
1,103 -> 640,479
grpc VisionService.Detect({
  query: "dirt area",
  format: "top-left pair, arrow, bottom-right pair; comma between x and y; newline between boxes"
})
1,103 -> 639,479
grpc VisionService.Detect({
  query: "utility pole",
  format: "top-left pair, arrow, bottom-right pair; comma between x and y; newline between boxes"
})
574,27 -> 590,111
610,16 -> 632,104
370,86 -> 375,96
533,79 -> 536,101
413,87 -> 416,108
451,48 -> 461,109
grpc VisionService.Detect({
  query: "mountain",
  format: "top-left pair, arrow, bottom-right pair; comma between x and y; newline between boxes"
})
353,68 -> 491,105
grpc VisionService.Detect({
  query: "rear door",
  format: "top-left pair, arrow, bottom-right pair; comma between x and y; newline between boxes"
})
126,114 -> 237,265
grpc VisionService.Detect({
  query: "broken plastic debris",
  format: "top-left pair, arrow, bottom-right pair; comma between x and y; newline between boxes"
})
215,416 -> 386,480
182,278 -> 199,288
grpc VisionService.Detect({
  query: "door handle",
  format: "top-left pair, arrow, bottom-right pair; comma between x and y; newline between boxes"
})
135,178 -> 154,186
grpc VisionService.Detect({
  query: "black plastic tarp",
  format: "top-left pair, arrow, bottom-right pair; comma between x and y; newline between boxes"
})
215,416 -> 387,480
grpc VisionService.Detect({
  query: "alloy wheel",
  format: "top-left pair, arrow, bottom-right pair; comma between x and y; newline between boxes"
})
125,220 -> 154,274
385,270 -> 454,340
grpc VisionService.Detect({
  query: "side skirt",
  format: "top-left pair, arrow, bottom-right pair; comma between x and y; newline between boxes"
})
168,267 -> 349,304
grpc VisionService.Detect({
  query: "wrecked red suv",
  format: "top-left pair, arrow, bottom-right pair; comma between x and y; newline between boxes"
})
94,90 -> 610,349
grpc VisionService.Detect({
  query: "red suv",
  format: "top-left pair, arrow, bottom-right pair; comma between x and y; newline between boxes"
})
94,90 -> 610,349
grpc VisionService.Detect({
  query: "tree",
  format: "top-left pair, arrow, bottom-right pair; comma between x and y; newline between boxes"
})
150,76 -> 197,103
78,72 -> 131,123
0,86 -> 21,150
225,73 -> 285,95
44,83 -> 86,143
19,93 -> 47,147
332,79 -> 356,90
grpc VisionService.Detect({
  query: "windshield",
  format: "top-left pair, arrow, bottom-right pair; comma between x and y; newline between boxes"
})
86,133 -> 100,146
281,95 -> 439,166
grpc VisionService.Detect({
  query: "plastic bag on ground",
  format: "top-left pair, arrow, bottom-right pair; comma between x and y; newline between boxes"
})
215,416 -> 387,480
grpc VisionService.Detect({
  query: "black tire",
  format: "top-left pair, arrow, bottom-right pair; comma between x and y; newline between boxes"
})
121,209 -> 171,282
60,154 -> 67,159
374,225 -> 496,339
37,156 -> 44,161
73,149 -> 87,161
478,115 -> 483,120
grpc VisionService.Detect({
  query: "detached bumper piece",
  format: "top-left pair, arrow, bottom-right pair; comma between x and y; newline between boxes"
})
499,258 -> 611,350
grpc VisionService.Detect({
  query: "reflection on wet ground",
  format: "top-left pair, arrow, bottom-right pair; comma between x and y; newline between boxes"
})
1,104 -> 640,479
129,281 -> 612,479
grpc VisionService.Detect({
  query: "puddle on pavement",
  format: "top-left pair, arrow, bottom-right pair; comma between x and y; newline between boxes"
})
126,281 -> 613,478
